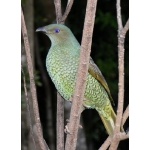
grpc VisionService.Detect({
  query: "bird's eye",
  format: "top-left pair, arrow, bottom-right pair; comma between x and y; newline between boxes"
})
55,28 -> 60,33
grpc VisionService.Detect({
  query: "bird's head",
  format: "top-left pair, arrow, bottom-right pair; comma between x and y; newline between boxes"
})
36,24 -> 75,46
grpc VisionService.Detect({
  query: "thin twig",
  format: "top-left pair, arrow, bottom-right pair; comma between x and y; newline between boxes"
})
65,0 -> 98,150
99,132 -> 129,150
122,19 -> 129,36
99,136 -> 111,150
54,0 -> 62,23
61,0 -> 74,23
121,105 -> 129,126
21,8 -> 48,150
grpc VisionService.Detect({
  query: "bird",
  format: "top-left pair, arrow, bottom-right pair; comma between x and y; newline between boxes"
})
36,24 -> 123,136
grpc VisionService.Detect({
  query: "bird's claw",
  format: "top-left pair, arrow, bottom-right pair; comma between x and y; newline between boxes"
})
66,119 -> 83,129
64,125 -> 71,134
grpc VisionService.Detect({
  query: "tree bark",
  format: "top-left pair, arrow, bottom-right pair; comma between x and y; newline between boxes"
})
22,8 -> 49,150
65,0 -> 98,149
35,35 -> 55,150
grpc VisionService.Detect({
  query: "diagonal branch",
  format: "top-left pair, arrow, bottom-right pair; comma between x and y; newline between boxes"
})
65,0 -> 98,150
99,136 -> 112,150
122,19 -> 129,36
121,105 -> 129,126
35,36 -> 55,149
61,0 -> 74,23
99,132 -> 129,150
21,8 -> 48,150
99,104 -> 129,150
22,67 -> 37,150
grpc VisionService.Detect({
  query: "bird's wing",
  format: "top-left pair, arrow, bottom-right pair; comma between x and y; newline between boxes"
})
88,58 -> 115,106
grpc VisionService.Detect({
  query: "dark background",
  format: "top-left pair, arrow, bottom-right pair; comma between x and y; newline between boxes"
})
21,0 -> 129,149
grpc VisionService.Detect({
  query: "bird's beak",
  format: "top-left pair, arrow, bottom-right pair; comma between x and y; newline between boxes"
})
36,27 -> 47,34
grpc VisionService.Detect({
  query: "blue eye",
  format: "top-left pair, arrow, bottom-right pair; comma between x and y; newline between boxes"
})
55,28 -> 60,33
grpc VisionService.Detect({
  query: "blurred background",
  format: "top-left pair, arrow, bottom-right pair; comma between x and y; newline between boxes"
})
21,0 -> 129,149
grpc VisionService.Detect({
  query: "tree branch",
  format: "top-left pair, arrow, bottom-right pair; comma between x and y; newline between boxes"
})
99,132 -> 129,150
99,103 -> 129,150
22,67 -> 37,150
109,0 -> 129,149
54,1 -> 65,150
122,19 -> 129,36
113,0 -> 125,136
65,0 -> 98,150
99,136 -> 112,150
54,0 -> 62,24
121,105 -> 129,126
61,0 -> 74,23
57,93 -> 64,150
35,36 -> 55,149
116,0 -> 123,30
21,8 -> 48,150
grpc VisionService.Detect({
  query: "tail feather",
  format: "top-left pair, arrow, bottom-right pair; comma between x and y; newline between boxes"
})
98,105 -> 124,136
99,109 -> 115,136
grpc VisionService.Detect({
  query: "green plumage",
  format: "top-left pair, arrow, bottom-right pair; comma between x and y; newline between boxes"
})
36,24 -> 122,135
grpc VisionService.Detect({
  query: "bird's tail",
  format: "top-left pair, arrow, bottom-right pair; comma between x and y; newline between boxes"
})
98,105 -> 124,136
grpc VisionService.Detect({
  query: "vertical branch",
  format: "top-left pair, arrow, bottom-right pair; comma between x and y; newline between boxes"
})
65,0 -> 98,150
54,0 -> 62,23
115,0 -> 125,134
21,8 -> 48,150
54,1 -> 65,150
109,0 -> 129,148
116,0 -> 123,30
57,93 -> 64,150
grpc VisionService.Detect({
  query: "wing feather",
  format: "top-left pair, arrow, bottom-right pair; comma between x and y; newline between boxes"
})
88,58 -> 115,106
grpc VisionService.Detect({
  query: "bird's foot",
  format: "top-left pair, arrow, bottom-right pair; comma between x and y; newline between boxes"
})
66,119 -> 83,129
64,125 -> 71,134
